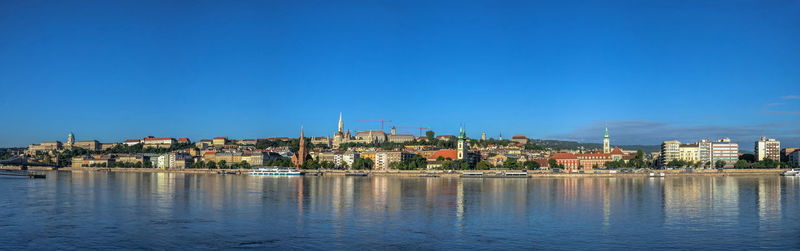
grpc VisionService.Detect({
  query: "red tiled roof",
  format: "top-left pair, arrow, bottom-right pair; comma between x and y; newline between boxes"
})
578,153 -> 610,157
428,149 -> 457,160
144,137 -> 174,141
551,152 -> 577,159
177,138 -> 190,142
124,139 -> 140,143
610,147 -> 624,154
512,135 -> 527,139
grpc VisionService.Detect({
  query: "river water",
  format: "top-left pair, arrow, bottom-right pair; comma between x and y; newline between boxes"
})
1,171 -> 798,250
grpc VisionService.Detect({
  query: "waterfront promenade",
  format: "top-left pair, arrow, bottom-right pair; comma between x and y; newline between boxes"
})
3,166 -> 785,177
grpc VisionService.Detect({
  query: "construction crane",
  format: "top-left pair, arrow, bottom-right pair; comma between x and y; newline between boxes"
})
358,120 -> 393,131
399,126 -> 430,137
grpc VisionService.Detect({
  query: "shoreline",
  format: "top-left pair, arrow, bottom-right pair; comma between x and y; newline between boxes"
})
2,166 -> 786,177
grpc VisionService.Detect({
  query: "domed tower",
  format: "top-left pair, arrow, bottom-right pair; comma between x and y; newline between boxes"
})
66,132 -> 75,148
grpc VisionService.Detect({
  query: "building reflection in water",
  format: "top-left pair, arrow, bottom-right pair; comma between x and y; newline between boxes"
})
757,177 -> 781,229
53,172 -> 795,246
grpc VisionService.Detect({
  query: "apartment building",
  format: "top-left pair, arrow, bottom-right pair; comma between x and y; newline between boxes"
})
755,137 -> 780,161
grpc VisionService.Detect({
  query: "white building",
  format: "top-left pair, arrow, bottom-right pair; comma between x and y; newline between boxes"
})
660,140 -> 681,166
711,138 -> 738,167
755,137 -> 780,161
333,151 -> 359,168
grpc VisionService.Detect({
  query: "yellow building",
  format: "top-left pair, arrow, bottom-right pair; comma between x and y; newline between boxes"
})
678,143 -> 700,162
212,137 -> 228,146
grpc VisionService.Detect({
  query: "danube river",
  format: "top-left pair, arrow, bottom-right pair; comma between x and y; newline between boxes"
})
1,172 -> 799,249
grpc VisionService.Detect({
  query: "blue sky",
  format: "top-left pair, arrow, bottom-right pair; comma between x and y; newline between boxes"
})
1,0 -> 798,148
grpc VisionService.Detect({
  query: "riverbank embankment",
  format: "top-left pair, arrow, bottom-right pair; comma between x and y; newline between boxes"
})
25,167 -> 786,177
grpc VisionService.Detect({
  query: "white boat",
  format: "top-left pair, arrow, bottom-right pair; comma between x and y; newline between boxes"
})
249,167 -> 302,176
781,169 -> 799,176
649,172 -> 666,177
461,172 -> 484,177
502,172 -> 529,177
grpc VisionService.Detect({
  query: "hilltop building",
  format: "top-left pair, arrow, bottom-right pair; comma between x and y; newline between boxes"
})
330,113 -> 413,148
511,135 -> 529,145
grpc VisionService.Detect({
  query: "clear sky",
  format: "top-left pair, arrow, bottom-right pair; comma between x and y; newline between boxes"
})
1,0 -> 798,148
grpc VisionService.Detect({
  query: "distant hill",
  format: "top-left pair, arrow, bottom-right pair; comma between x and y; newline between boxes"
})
530,139 -> 660,153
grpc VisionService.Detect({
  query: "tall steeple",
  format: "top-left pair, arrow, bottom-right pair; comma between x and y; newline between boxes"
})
603,127 -> 611,154
337,112 -> 344,133
293,126 -> 308,168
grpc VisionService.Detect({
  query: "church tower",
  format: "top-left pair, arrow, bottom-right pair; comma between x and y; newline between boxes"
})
337,112 -> 344,133
333,112 -> 348,148
293,126 -> 308,168
66,132 -> 75,148
603,127 -> 611,154
481,132 -> 487,141
457,127 -> 467,160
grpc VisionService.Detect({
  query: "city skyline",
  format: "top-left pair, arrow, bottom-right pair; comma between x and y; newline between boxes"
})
1,1 -> 799,147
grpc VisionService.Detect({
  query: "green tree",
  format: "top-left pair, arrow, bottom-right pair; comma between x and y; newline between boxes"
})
426,130 -> 435,141
207,161 -> 217,169
240,161 -> 251,169
320,161 -> 335,169
441,160 -> 453,170
475,161 -> 492,170
739,153 -> 756,162
548,159 -> 557,169
452,159 -> 469,170
734,160 -> 750,169
193,160 -> 205,169
503,158 -> 519,169
218,160 -> 228,169
523,161 -> 540,170
715,160 -> 726,168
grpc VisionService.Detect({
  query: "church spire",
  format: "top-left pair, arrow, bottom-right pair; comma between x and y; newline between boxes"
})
603,127 -> 611,154
337,112 -> 344,133
294,125 -> 308,168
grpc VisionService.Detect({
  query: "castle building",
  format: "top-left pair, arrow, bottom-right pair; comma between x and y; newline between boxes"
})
332,113 -> 353,148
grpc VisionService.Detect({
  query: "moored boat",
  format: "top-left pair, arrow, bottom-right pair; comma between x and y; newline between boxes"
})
500,172 -> 529,178
649,172 -> 666,177
461,172 -> 484,177
781,169 -> 799,176
248,167 -> 302,176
